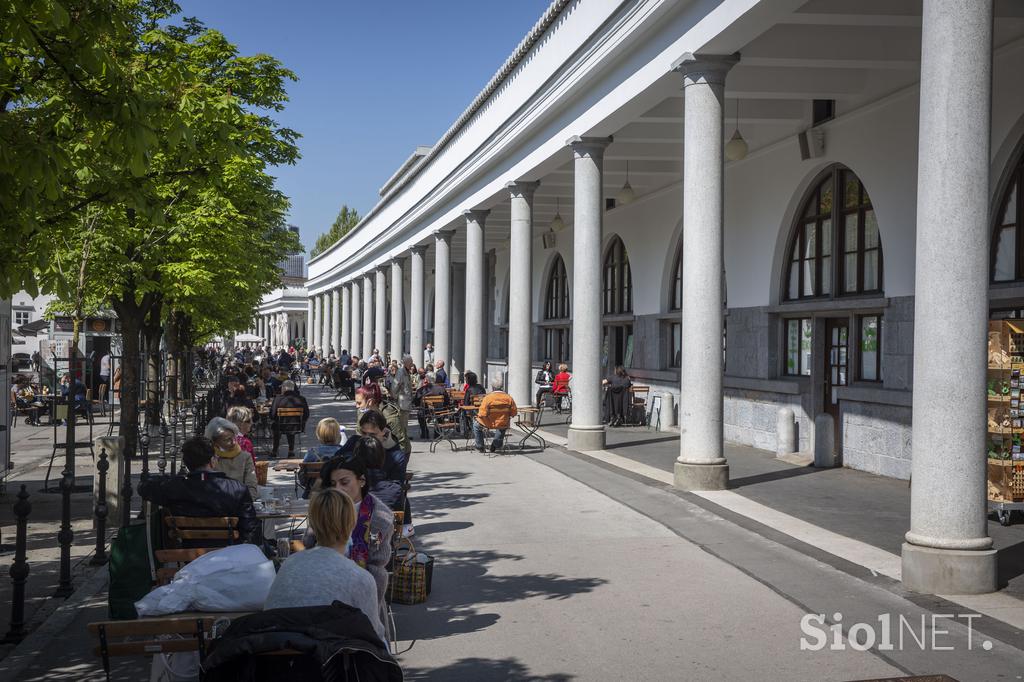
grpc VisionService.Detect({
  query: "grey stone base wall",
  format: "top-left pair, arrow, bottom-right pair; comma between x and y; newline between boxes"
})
724,389 -> 811,453
840,400 -> 912,479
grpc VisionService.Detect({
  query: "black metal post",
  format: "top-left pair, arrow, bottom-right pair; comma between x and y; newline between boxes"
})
90,449 -> 109,566
158,421 -> 168,475
3,485 -> 31,643
139,432 -> 150,481
54,463 -> 75,597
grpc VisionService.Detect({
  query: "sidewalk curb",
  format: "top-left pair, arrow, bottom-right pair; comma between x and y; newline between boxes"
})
0,563 -> 108,681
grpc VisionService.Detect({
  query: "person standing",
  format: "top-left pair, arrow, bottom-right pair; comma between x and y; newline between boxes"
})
423,343 -> 434,366
434,359 -> 449,388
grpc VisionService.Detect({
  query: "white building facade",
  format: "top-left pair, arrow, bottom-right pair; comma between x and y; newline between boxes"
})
306,0 -> 1024,594
253,231 -> 309,351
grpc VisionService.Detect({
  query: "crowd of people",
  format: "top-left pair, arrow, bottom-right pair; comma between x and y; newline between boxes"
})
132,338 -> 641,656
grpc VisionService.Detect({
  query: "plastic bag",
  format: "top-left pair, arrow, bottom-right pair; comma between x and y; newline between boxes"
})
136,545 -> 275,616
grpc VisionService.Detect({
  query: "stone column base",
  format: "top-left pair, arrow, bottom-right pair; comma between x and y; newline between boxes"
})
901,542 -> 998,594
674,461 -> 729,491
567,426 -> 606,452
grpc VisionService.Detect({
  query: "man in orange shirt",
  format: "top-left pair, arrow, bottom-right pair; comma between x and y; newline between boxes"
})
474,376 -> 518,453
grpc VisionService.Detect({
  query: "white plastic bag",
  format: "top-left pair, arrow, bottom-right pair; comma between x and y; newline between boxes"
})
136,544 -> 275,616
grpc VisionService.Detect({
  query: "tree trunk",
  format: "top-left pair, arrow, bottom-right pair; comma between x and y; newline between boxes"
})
143,325 -> 162,431
116,312 -> 141,460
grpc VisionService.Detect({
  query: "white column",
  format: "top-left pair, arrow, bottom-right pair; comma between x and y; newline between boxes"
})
321,294 -> 330,353
351,279 -> 362,360
390,257 -> 405,361
331,288 -> 341,356
463,209 -> 489,379
508,181 -> 539,409
362,273 -> 374,358
340,283 -> 351,355
567,136 -> 611,452
433,230 -> 454,371
451,263 -> 466,381
375,267 -> 387,358
307,296 -> 316,352
902,0 -> 996,595
305,298 -> 313,348
672,53 -> 737,491
410,246 -> 427,367
258,316 -> 266,347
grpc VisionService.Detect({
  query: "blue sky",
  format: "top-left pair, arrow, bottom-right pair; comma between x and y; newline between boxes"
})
176,0 -> 552,253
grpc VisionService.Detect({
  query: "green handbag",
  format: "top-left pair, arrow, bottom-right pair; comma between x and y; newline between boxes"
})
107,520 -> 155,620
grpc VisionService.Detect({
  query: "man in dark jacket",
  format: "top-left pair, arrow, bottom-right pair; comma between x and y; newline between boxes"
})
138,437 -> 258,544
270,380 -> 309,457
414,377 -> 449,439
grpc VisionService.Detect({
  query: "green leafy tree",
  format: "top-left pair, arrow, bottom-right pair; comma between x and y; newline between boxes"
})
310,204 -> 360,257
36,9 -> 299,453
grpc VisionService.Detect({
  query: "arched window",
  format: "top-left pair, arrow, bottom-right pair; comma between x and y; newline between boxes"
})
993,153 -> 1023,282
603,236 -> 633,314
545,256 -> 569,319
784,167 -> 881,300
540,256 -> 570,362
670,248 -> 682,311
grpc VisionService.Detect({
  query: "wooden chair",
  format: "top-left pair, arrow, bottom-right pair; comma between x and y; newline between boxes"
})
157,515 -> 240,584
274,406 -> 306,452
429,407 -> 460,452
447,389 -> 465,404
88,615 -> 222,682
629,386 -> 650,426
296,460 -> 323,497
419,394 -> 444,438
476,404 -> 516,455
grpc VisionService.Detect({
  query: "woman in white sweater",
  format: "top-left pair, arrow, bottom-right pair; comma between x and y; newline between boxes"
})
264,488 -> 385,642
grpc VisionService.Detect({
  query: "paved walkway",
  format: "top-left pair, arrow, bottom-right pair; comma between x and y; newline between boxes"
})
536,421 -> 1024,601
4,387 -> 1024,680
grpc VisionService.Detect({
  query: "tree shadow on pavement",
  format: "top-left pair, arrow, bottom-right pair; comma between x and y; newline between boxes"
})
392,548 -> 607,641
401,656 -> 574,681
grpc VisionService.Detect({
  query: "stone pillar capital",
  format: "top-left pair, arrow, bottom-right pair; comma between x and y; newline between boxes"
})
566,135 -> 613,160
463,209 -> 490,225
671,52 -> 740,86
506,180 -> 540,200
433,229 -> 455,243
409,244 -> 428,256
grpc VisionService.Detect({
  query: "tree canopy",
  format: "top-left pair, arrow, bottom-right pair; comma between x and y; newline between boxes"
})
310,204 -> 361,257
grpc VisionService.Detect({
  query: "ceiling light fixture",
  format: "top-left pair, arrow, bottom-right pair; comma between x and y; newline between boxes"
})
725,98 -> 749,161
616,160 -> 636,205
550,196 -> 566,232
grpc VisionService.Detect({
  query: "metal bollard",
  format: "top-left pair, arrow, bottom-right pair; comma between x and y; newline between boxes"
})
90,449 -> 109,566
54,465 -> 75,597
139,432 -> 151,481
158,421 -> 169,475
3,485 -> 31,643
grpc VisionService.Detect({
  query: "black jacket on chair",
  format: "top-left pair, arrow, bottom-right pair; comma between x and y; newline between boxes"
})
201,602 -> 402,682
137,471 -> 258,544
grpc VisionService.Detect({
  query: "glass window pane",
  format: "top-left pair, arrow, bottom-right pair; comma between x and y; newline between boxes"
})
804,196 -> 816,218
845,252 -> 858,292
800,319 -> 813,376
803,258 -> 816,296
861,316 -> 879,381
821,256 -> 831,296
788,263 -> 799,300
804,223 -> 816,259
786,320 -> 799,374
844,214 -> 858,252
671,323 -> 681,368
1002,182 -> 1017,226
864,210 -> 879,249
821,219 -> 832,257
994,226 -> 1016,281
820,180 -> 833,215
844,174 -> 860,208
864,250 -> 879,290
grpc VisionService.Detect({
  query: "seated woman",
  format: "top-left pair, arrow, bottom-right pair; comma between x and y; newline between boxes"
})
602,365 -> 633,427
534,360 -> 554,407
461,371 -> 486,432
354,383 -> 410,455
265,488 -> 385,642
305,453 -> 394,629
204,417 -> 258,500
551,363 -> 572,411
226,406 -> 257,469
304,417 -> 347,462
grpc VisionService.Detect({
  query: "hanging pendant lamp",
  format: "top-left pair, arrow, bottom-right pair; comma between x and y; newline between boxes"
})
550,196 -> 566,232
616,160 -> 636,205
725,98 -> 749,161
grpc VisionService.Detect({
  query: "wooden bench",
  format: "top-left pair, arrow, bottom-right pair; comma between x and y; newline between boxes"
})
88,615 -> 220,681
156,516 -> 240,585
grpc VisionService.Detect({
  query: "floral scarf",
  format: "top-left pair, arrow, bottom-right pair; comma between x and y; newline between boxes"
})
348,494 -> 375,569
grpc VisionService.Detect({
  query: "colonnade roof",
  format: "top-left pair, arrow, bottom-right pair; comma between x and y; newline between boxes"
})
304,0 -> 1024,297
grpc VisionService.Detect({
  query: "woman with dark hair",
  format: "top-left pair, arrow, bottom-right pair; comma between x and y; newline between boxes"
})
354,383 -> 410,455
312,451 -> 395,619
535,360 -> 554,407
603,365 -> 633,427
